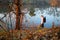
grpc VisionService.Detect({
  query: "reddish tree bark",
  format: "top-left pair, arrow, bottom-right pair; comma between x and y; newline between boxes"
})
14,0 -> 23,30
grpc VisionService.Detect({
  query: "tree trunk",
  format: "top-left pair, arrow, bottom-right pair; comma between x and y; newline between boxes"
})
14,0 -> 23,30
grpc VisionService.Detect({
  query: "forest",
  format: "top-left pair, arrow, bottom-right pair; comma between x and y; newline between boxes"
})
0,0 -> 60,40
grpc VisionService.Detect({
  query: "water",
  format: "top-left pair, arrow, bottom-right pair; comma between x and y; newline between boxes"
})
0,7 -> 60,28
24,7 -> 60,28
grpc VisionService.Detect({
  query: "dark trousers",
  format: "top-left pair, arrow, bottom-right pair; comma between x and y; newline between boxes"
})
41,23 -> 44,28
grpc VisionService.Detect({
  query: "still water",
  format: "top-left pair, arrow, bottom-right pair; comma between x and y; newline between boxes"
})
0,7 -> 60,28
24,7 -> 60,28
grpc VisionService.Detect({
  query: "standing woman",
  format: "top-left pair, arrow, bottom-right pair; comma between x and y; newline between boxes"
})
40,15 -> 46,28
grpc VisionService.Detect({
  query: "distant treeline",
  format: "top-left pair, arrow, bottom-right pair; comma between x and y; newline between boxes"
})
23,1 -> 50,8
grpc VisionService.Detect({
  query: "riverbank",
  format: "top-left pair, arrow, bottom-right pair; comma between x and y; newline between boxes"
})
0,26 -> 60,40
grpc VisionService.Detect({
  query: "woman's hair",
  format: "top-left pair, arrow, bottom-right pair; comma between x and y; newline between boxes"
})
41,15 -> 44,17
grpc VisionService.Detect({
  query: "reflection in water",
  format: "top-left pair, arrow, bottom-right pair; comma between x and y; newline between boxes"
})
0,7 -> 60,28
24,7 -> 60,28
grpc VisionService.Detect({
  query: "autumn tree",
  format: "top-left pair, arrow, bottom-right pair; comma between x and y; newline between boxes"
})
50,0 -> 58,7
14,0 -> 23,30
